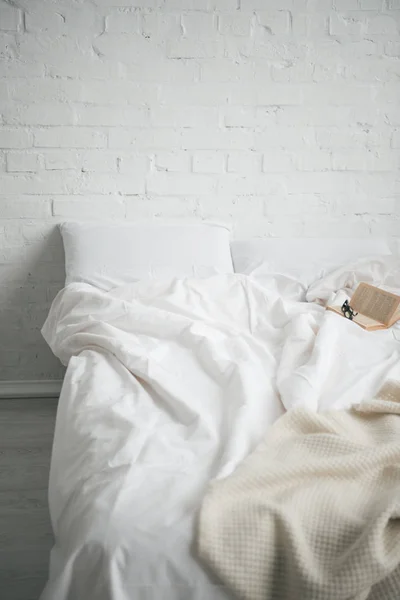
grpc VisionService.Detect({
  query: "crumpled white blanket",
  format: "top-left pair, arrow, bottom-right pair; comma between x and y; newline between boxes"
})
39,257 -> 400,600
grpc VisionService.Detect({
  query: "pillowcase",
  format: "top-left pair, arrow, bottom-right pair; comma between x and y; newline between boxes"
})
60,222 -> 234,290
230,238 -> 397,287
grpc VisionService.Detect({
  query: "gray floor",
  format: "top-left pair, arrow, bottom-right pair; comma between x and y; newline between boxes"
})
0,398 -> 57,600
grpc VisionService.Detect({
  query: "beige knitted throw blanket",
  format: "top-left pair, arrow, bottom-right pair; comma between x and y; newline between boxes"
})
197,381 -> 400,600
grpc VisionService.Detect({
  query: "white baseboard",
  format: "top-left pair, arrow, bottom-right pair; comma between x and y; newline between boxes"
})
0,380 -> 63,399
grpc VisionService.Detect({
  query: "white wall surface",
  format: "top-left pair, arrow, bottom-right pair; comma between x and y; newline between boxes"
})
0,0 -> 399,380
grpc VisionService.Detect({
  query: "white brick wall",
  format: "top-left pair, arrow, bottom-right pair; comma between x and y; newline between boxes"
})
0,0 -> 399,381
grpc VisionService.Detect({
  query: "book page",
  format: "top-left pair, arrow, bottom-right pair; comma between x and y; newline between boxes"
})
326,306 -> 383,330
353,313 -> 384,330
350,283 -> 400,326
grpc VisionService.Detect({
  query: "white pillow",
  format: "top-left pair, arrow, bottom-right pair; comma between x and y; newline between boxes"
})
60,222 -> 234,290
231,238 -> 398,286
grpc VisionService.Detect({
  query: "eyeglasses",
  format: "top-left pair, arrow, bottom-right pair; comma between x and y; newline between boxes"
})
341,300 -> 358,321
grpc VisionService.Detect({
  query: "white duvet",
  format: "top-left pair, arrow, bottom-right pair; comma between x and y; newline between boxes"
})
40,258 -> 400,600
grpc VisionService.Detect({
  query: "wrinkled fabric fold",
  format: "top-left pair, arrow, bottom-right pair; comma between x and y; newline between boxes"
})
197,383 -> 400,600
40,262 -> 400,600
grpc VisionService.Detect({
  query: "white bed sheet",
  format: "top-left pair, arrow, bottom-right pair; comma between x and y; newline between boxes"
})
40,257 -> 400,600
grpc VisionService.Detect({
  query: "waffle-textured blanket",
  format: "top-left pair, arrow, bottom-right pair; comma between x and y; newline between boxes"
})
197,382 -> 400,600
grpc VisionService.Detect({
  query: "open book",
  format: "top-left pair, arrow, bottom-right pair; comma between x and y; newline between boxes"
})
327,282 -> 400,331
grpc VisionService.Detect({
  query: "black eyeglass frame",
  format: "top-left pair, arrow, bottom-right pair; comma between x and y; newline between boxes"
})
341,300 -> 358,321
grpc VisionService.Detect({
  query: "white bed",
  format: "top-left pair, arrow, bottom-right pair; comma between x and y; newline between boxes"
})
39,225 -> 400,600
